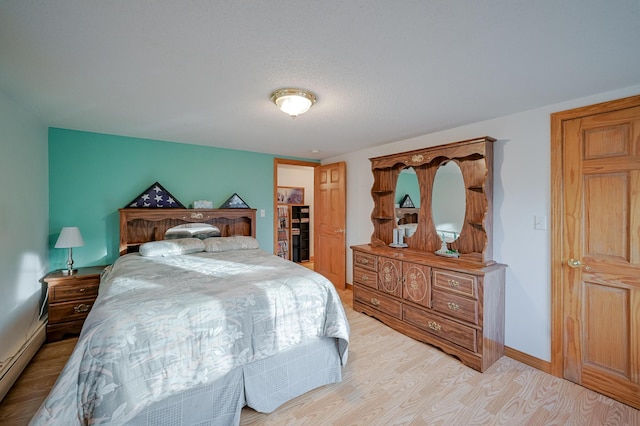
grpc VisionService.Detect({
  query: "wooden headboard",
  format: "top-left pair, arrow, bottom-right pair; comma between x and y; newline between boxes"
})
119,208 -> 257,255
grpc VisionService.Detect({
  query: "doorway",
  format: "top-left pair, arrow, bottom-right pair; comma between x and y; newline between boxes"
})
273,159 -> 317,264
273,158 -> 347,288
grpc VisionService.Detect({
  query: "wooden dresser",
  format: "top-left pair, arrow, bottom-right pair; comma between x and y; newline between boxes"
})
44,265 -> 107,342
352,244 -> 505,372
354,136 -> 507,372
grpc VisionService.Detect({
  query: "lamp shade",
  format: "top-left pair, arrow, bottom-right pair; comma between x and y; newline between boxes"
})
54,227 -> 84,248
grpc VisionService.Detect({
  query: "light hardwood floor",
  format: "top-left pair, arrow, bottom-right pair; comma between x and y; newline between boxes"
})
1,288 -> 637,425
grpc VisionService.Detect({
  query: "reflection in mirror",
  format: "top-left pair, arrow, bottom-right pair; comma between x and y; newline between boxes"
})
396,167 -> 420,208
432,161 -> 465,243
165,223 -> 221,240
396,167 -> 420,238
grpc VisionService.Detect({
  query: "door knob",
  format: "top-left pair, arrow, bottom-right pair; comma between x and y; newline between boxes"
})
334,228 -> 345,233
567,258 -> 591,271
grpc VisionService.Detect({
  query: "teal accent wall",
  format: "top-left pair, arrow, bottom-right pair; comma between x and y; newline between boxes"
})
395,170 -> 420,207
49,128 -> 287,269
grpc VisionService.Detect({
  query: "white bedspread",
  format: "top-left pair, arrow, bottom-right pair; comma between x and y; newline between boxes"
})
31,249 -> 349,425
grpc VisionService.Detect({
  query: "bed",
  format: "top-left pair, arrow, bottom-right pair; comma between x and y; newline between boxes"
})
31,209 -> 350,425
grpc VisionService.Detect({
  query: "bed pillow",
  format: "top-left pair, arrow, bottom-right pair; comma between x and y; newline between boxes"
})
203,236 -> 260,253
164,223 -> 221,240
139,238 -> 205,257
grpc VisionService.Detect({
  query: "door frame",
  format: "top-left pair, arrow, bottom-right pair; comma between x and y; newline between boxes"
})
273,158 -> 319,257
550,94 -> 640,377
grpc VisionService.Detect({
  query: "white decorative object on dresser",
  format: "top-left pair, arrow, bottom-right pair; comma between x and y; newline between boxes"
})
352,136 -> 507,372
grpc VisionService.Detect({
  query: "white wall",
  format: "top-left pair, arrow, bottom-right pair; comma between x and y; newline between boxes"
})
277,164 -> 315,258
0,91 -> 48,371
324,85 -> 640,362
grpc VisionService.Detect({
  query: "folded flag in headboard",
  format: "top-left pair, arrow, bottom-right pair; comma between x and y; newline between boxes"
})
219,193 -> 251,208
125,182 -> 186,208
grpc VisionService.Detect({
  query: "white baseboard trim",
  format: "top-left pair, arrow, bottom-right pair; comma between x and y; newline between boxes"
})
0,321 -> 46,402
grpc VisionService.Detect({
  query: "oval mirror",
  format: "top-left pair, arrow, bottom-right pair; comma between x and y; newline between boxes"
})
432,161 -> 465,242
395,167 -> 420,238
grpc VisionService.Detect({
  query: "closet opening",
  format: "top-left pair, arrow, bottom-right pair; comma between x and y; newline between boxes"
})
273,159 -> 318,268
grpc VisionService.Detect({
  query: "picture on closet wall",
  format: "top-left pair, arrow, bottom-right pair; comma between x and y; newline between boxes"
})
277,186 -> 304,204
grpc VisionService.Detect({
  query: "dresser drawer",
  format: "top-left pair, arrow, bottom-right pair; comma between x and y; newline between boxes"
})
353,251 -> 377,271
46,320 -> 85,343
353,266 -> 378,289
433,269 -> 477,299
403,304 -> 477,352
354,286 -> 402,319
48,299 -> 94,323
432,289 -> 479,325
51,281 -> 99,303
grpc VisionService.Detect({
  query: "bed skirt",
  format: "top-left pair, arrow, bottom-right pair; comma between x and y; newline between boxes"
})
128,337 -> 342,425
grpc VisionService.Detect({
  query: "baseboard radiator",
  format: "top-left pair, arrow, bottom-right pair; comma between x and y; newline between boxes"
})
0,321 -> 46,402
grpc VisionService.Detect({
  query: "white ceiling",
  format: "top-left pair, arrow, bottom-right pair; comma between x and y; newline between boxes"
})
1,1 -> 639,159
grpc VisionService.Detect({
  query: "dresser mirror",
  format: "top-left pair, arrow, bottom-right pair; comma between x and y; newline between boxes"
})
396,167 -> 419,208
369,136 -> 496,264
431,161 -> 465,242
395,167 -> 420,238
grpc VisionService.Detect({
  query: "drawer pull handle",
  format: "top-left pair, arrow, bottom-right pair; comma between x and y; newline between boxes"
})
360,258 -> 369,265
74,303 -> 91,313
370,298 -> 380,306
447,279 -> 460,288
447,302 -> 460,311
362,275 -> 368,281
78,288 -> 85,293
428,321 -> 442,331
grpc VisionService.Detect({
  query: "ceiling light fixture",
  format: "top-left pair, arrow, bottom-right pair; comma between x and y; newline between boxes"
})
270,88 -> 317,118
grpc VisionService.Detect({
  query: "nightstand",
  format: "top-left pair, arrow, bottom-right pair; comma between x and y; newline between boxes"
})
43,265 -> 108,342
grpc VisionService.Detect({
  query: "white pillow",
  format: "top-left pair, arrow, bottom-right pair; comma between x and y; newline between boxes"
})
139,238 -> 205,257
164,223 -> 221,240
203,236 -> 260,253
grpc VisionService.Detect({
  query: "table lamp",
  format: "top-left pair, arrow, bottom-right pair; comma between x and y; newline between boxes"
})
54,227 -> 84,275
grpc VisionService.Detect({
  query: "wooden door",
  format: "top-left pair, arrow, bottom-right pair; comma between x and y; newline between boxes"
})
551,95 -> 640,409
314,162 -> 347,289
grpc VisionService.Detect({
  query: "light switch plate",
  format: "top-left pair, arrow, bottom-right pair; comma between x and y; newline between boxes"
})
534,215 -> 547,230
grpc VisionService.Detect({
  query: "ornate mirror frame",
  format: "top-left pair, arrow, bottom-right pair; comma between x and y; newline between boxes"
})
369,136 -> 496,265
